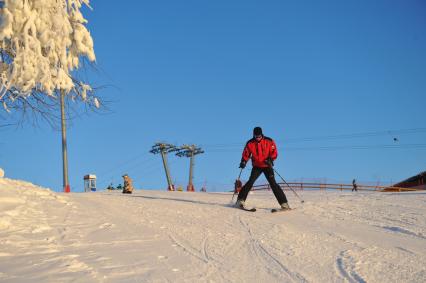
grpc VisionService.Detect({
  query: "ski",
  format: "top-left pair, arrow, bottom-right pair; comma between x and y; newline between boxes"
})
271,208 -> 293,213
239,207 -> 257,212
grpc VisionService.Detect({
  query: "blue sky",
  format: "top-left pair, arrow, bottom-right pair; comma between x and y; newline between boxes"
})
1,0 -> 426,192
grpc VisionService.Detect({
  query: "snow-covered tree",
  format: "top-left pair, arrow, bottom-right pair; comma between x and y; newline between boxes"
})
0,0 -> 99,125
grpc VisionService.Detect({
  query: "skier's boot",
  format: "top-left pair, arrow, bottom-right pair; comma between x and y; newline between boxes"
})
280,202 -> 291,210
235,199 -> 246,209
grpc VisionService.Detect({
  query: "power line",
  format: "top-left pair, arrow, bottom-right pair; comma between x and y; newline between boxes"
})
284,143 -> 426,151
205,143 -> 426,153
202,127 -> 426,149
282,128 -> 426,143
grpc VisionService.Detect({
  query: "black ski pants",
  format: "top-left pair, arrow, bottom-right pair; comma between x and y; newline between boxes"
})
237,166 -> 288,205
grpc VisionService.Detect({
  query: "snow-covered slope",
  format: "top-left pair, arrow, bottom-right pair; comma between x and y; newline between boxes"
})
1,178 -> 425,282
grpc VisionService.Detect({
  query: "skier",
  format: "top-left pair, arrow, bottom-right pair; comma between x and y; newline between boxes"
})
122,174 -> 134,194
352,179 -> 358,192
236,127 -> 290,211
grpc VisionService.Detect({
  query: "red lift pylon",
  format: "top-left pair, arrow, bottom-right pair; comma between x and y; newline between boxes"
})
176,145 -> 204,192
150,143 -> 179,191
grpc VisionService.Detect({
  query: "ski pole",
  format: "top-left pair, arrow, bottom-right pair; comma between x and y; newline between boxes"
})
231,168 -> 243,203
273,168 -> 305,203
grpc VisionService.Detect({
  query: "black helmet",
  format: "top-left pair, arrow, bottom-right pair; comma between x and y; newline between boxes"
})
253,127 -> 263,136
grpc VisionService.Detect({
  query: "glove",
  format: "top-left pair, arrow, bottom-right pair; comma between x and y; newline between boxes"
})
239,160 -> 246,169
265,157 -> 274,167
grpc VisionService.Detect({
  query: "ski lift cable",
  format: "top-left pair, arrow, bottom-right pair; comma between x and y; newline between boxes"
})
98,158 -> 179,188
97,152 -> 154,176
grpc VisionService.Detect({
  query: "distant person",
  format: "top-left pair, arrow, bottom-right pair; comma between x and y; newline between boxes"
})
236,127 -> 290,211
122,174 -> 134,194
352,179 -> 358,192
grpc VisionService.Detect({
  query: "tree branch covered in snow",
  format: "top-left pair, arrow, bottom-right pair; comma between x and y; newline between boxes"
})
0,0 -> 101,125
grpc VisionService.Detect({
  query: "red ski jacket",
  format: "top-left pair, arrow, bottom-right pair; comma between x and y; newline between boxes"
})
241,136 -> 278,168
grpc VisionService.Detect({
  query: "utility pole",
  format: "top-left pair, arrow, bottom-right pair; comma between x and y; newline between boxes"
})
150,143 -> 178,191
60,89 -> 70,193
176,145 -> 204,192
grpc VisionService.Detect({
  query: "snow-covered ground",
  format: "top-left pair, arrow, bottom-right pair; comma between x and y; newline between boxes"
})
1,177 -> 425,282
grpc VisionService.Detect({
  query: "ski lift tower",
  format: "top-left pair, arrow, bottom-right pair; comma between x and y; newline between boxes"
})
176,145 -> 204,192
150,143 -> 178,191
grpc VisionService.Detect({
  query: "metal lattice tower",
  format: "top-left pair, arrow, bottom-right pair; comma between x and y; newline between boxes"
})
176,145 -> 204,192
150,143 -> 179,191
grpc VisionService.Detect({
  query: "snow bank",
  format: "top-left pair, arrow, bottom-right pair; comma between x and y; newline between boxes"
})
0,178 -> 70,231
0,178 -> 425,282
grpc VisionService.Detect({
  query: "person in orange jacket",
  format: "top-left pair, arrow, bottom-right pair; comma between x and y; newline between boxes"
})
236,127 -> 289,210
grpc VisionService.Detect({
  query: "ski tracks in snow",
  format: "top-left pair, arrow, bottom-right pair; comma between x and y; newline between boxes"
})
2,186 -> 426,282
167,233 -> 209,264
335,250 -> 366,283
237,215 -> 308,282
